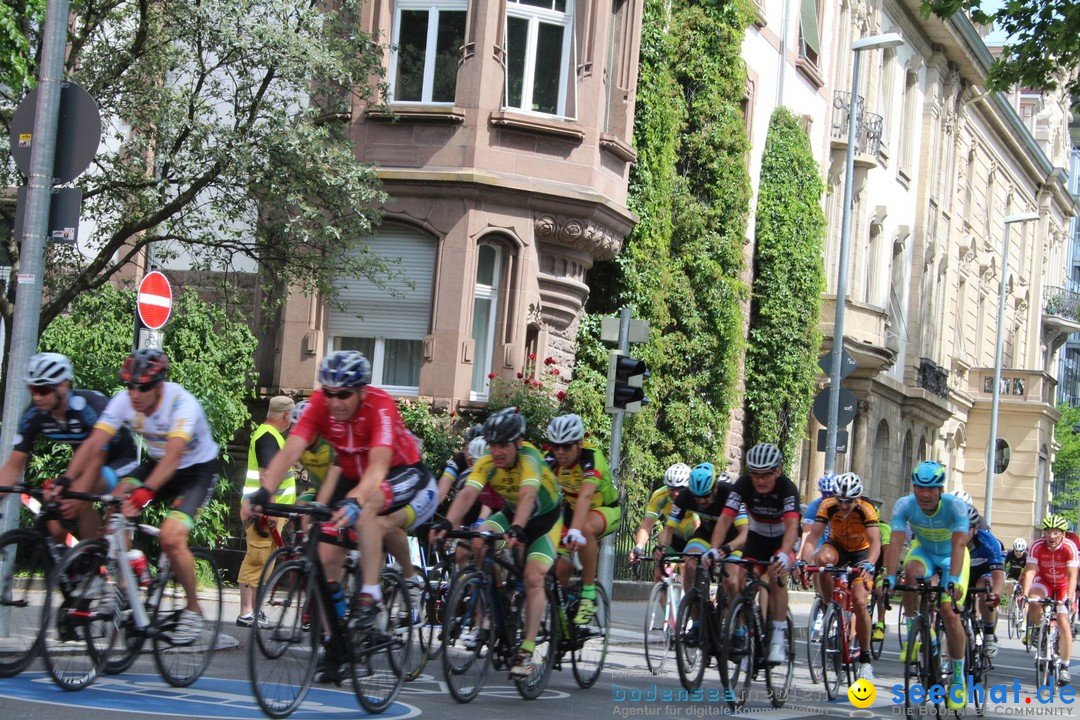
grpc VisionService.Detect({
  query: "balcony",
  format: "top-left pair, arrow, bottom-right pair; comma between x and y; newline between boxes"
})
917,358 -> 949,399
967,368 -> 1057,407
1042,286 -> 1080,358
830,91 -> 884,162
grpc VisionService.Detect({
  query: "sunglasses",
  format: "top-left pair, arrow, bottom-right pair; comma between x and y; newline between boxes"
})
550,442 -> 577,451
29,385 -> 57,396
837,498 -> 855,505
125,381 -> 159,392
323,389 -> 356,399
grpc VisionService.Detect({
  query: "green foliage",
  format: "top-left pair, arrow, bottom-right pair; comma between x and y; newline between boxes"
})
575,0 -> 754,512
923,1 -> 1080,98
0,0 -> 43,93
396,399 -> 460,472
35,284 -> 257,550
486,356 -> 569,448
744,108 -> 826,469
1052,404 -> 1080,527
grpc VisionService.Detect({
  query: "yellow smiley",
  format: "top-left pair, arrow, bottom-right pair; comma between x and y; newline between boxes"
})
848,678 -> 876,708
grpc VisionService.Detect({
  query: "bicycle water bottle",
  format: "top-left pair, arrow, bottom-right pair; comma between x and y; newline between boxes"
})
127,549 -> 151,587
328,581 -> 348,619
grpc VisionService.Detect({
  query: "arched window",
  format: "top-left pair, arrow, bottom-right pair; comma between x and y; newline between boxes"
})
471,243 -> 504,399
872,420 -> 889,500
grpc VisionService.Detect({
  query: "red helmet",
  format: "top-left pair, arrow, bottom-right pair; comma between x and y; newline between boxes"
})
119,349 -> 170,386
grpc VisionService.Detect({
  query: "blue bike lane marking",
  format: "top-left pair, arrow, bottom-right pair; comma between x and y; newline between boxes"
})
0,673 -> 420,719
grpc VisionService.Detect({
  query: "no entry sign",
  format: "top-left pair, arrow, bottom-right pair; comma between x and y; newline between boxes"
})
137,271 -> 172,329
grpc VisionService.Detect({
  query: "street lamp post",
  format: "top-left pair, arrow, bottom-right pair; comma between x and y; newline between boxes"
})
984,212 -> 1040,526
824,33 -> 904,474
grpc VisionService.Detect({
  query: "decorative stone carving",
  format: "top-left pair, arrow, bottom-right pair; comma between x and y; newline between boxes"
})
533,212 -> 621,260
526,301 -> 545,328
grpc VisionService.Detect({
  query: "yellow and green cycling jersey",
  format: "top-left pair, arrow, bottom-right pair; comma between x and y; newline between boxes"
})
296,436 -> 335,502
465,441 -> 563,516
645,486 -> 697,537
547,442 -> 618,509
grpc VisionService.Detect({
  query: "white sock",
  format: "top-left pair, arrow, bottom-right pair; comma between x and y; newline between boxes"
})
362,584 -> 383,601
772,620 -> 786,642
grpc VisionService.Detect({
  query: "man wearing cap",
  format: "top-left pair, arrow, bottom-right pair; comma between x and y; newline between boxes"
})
236,395 -> 296,627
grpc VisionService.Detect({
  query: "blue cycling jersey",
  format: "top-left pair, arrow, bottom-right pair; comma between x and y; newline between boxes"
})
890,493 -> 969,558
804,496 -> 830,548
968,528 -> 1005,573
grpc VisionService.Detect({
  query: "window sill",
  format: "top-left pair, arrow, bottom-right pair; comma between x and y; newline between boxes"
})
795,57 -> 824,89
749,0 -> 766,27
366,105 -> 466,124
599,133 -> 636,163
490,110 -> 585,142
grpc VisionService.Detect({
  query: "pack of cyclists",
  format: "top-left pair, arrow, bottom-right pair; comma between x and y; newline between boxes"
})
5,347 -> 1078,707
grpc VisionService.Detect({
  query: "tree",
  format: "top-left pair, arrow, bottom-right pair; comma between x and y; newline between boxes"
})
924,1 -> 1080,97
0,0 -> 44,94
1051,405 -> 1080,527
1,0 -> 391,356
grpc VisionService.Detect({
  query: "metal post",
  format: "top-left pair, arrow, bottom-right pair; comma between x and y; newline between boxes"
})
0,0 -> 72,636
985,212 -> 1039,526
598,307 -> 631,598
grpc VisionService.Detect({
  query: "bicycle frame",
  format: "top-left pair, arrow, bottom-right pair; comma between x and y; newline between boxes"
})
806,565 -> 859,666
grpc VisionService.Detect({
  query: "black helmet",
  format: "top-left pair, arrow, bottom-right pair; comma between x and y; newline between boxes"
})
119,349 -> 170,386
464,424 -> 484,443
483,407 -> 526,444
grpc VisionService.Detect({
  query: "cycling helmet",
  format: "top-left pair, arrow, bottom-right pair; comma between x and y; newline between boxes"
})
746,443 -> 782,471
464,424 -> 484,443
965,503 -> 980,527
817,472 -> 836,496
290,400 -> 308,425
688,463 -> 716,497
317,350 -> 371,388
663,463 -> 691,489
1013,538 -> 1028,553
719,471 -> 736,484
467,437 -> 488,461
951,489 -> 974,506
547,414 -> 585,444
1042,514 -> 1069,531
24,352 -> 73,386
832,472 -> 863,499
911,460 -> 946,487
483,407 -> 526,444
119,348 -> 169,386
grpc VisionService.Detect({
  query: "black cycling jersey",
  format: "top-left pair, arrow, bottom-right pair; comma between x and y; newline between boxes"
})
14,389 -> 137,463
1004,549 -> 1027,579
670,483 -> 745,545
723,474 -> 801,539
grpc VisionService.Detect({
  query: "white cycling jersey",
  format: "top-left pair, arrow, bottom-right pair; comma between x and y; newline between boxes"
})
96,381 -> 219,468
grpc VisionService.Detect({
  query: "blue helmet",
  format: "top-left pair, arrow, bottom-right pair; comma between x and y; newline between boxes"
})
817,473 -> 836,496
688,463 -> 716,497
912,461 -> 946,488
318,350 -> 372,388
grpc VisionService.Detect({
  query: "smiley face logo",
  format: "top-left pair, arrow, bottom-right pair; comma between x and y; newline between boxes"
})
848,678 -> 876,708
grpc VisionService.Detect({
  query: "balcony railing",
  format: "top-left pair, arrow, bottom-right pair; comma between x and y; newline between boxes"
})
917,357 -> 949,399
831,91 -> 884,159
1044,286 -> 1080,322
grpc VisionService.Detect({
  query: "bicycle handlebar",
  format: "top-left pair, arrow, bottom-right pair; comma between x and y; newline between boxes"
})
258,502 -> 332,520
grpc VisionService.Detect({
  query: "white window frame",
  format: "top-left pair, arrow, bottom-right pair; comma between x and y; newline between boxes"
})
470,243 -> 502,400
389,0 -> 468,104
329,336 -> 424,396
504,0 -> 575,118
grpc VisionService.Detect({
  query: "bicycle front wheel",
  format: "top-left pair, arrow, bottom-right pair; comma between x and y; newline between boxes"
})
152,548 -> 223,687
764,609 -> 794,708
820,604 -> 843,700
643,580 -> 672,676
902,619 -> 930,716
673,587 -> 706,691
966,617 -> 986,717
0,528 -> 54,676
571,584 -> 609,688
441,571 -> 491,703
869,592 -> 885,660
350,569 -> 408,713
248,560 -> 318,718
806,595 -> 824,683
718,597 -> 756,711
41,539 -> 116,690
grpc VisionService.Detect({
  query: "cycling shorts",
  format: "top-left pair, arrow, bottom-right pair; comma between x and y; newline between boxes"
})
482,505 -> 563,569
683,524 -> 742,558
1031,577 -> 1071,611
903,539 -> 970,606
743,533 -> 784,563
327,462 -> 435,520
819,541 -> 872,585
101,456 -> 139,492
125,458 -> 218,529
561,503 -> 621,538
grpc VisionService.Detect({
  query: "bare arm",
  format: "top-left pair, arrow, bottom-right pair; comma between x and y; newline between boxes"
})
799,522 -> 825,563
0,451 -> 29,488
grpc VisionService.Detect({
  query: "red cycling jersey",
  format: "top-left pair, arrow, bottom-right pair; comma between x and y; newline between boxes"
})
1027,536 -> 1079,589
293,387 -> 420,483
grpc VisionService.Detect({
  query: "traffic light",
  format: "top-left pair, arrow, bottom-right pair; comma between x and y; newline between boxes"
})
606,350 -> 649,413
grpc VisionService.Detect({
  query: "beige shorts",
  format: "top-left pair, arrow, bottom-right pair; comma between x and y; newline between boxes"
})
238,542 -> 274,587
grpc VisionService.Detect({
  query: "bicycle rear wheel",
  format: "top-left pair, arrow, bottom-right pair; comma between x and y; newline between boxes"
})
806,595 -> 824,683
869,592 -> 885,660
152,548 -> 223,687
643,581 -> 672,676
401,568 -> 428,682
514,580 -> 557,700
764,609 -> 794,708
718,597 -> 755,711
418,562 -> 451,665
966,617 -> 986,717
571,584 -> 609,688
351,570 -> 408,713
41,539 -> 116,690
0,529 -> 53,676
820,604 -> 844,700
441,571 -> 491,703
902,619 -> 929,716
1036,622 -> 1053,688
248,560 -> 318,718
673,587 -> 706,691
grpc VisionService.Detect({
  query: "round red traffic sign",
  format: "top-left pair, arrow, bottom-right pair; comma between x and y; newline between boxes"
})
137,271 -> 172,330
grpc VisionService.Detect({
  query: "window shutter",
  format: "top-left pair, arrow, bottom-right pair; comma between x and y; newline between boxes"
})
327,226 -> 436,339
800,0 -> 820,56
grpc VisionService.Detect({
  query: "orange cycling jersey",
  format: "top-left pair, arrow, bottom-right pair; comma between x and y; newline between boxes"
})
814,497 -> 879,553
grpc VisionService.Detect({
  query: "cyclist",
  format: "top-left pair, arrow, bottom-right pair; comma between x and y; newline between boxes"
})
1020,514 -> 1077,685
709,443 -> 801,665
1004,538 -> 1028,583
882,460 -> 970,710
962,504 -> 1006,658
430,407 -> 564,678
630,463 -> 698,582
290,400 -> 337,505
58,349 -> 219,645
798,472 -> 881,681
952,488 -> 989,530
246,351 -> 438,650
545,413 -> 621,625
436,424 -> 483,505
871,499 -> 892,644
654,463 -> 747,600
2,352 -> 138,542
800,474 -> 834,613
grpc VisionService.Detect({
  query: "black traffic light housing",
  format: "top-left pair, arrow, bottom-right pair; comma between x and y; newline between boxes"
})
606,350 -> 649,413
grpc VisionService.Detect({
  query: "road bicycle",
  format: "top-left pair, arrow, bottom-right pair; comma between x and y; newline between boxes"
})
1007,583 -> 1027,641
0,484 -> 74,676
438,529 -> 558,703
892,576 -> 952,717
550,555 -> 609,688
247,502 -> 411,718
805,587 -> 824,683
955,586 -> 994,717
1027,596 -> 1067,688
671,553 -> 726,692
868,568 -> 886,660
40,491 -> 223,690
804,565 -> 864,699
639,555 -> 686,676
717,557 -> 794,711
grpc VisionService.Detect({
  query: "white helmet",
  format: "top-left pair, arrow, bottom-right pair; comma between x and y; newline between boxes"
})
24,352 -> 73,386
951,489 -> 974,506
546,414 -> 585,444
832,472 -> 864,499
290,400 -> 308,426
467,437 -> 488,461
1013,538 -> 1028,553
663,463 -> 691,489
746,443 -> 782,471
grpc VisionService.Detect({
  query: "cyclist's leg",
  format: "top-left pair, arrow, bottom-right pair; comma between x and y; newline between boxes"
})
811,542 -> 841,611
380,471 -> 438,585
843,548 -> 873,655
936,548 -> 969,695
579,505 -> 619,590
156,463 -> 217,613
1028,578 -> 1049,631
1054,589 -> 1072,665
517,510 -> 561,671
